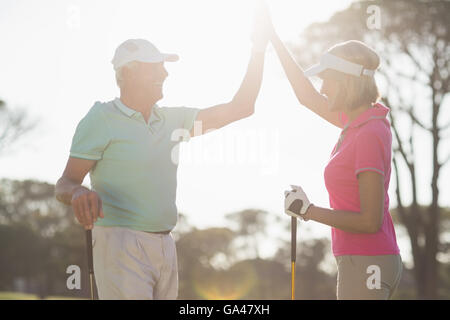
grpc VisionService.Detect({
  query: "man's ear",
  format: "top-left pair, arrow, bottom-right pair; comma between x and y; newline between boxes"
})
122,64 -> 138,83
121,66 -> 131,81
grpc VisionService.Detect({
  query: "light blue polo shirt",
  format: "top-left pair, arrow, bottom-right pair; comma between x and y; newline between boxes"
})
70,98 -> 199,232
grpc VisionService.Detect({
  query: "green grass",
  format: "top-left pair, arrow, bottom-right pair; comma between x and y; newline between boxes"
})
0,291 -> 38,300
44,295 -> 85,300
0,291 -> 85,300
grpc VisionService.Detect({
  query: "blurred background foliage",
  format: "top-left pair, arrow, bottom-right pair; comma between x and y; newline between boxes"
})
0,179 -> 448,299
1,0 -> 449,300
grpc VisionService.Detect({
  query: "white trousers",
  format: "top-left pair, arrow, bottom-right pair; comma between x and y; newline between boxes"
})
92,226 -> 178,300
335,254 -> 402,300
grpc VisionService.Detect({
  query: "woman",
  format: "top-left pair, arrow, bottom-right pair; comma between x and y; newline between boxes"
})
260,9 -> 402,299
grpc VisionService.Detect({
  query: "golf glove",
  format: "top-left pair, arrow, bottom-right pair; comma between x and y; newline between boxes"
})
284,185 -> 312,220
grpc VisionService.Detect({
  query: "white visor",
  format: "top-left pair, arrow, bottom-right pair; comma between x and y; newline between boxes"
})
304,52 -> 375,78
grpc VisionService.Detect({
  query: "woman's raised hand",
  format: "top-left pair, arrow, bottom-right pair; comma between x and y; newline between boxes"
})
251,0 -> 275,51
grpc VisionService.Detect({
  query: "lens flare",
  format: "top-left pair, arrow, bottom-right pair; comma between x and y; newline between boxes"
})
192,263 -> 258,300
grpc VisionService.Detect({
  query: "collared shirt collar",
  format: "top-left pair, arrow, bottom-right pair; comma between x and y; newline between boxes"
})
113,97 -> 162,124
333,103 -> 389,155
348,103 -> 390,129
113,97 -> 137,117
148,105 -> 162,125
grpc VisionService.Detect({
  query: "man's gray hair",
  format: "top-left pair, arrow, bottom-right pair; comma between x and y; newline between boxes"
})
115,61 -> 139,88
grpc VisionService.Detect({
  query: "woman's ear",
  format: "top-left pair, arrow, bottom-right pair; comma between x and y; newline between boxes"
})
326,81 -> 339,110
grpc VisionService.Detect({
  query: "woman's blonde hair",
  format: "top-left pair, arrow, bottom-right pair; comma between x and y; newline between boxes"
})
326,40 -> 381,111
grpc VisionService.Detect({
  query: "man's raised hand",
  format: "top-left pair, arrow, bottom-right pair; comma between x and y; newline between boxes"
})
251,0 -> 274,51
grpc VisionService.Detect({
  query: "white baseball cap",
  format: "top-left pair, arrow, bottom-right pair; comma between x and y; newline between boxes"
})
304,52 -> 375,78
111,39 -> 179,70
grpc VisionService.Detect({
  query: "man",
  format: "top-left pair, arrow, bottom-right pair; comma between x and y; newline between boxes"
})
55,35 -> 267,299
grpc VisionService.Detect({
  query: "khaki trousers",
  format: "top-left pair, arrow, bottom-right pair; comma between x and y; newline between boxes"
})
92,226 -> 178,300
335,254 -> 403,300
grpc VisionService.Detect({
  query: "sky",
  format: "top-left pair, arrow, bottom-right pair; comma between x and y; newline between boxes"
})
0,0 -> 449,266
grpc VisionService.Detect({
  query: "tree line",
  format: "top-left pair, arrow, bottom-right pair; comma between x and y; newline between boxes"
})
1,0 -> 449,300
0,179 -> 448,299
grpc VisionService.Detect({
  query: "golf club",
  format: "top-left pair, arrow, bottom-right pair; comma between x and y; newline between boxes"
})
85,229 -> 95,300
291,216 -> 297,300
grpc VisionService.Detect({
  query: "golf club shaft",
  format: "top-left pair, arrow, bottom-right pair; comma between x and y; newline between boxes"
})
85,229 -> 94,300
291,216 -> 297,300
89,274 -> 94,300
291,261 -> 295,300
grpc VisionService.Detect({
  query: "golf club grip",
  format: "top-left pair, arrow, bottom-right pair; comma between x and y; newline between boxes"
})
85,229 -> 94,274
291,216 -> 297,263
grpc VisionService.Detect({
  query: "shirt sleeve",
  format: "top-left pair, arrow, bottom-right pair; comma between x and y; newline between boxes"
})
180,107 -> 200,133
162,106 -> 200,143
70,104 -> 111,160
354,129 -> 386,177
